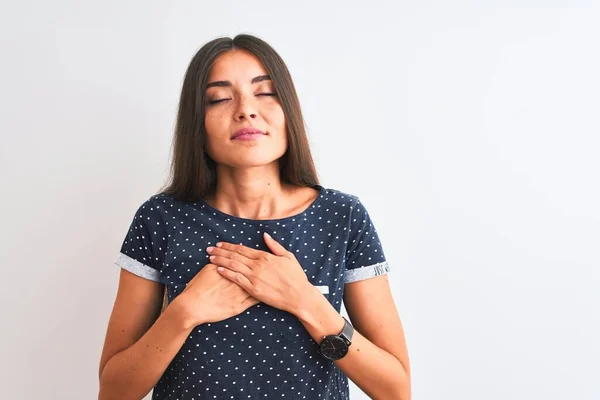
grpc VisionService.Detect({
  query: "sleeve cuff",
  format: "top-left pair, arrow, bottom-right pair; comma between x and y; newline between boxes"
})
115,252 -> 162,283
344,261 -> 390,284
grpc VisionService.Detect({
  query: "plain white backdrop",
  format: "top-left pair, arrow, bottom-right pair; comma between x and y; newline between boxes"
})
1,1 -> 599,399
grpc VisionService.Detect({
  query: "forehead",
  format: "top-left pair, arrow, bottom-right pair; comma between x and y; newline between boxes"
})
207,49 -> 268,83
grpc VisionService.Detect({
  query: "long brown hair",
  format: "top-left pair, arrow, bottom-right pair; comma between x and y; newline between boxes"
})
158,34 -> 320,202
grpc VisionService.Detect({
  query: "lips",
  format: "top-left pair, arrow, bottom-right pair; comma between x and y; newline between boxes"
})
231,127 -> 266,140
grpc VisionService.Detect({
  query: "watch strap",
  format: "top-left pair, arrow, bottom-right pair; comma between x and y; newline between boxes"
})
340,316 -> 354,345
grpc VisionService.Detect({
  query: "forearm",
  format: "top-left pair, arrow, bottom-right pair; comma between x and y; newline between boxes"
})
295,286 -> 410,400
98,298 -> 196,400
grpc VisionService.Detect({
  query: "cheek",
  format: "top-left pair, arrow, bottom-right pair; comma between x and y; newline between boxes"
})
267,106 -> 286,134
204,110 -> 226,136
203,112 -> 226,154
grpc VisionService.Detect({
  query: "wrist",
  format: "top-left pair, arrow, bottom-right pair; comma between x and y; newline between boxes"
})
290,283 -> 322,318
294,285 -> 345,342
169,294 -> 202,330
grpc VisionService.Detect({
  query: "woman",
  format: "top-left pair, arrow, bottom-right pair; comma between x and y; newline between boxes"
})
98,34 -> 410,400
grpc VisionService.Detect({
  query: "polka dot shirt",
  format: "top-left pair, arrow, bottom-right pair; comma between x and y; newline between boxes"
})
115,184 -> 390,399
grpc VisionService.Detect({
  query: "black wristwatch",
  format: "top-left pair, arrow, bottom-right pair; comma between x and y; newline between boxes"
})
318,316 -> 354,360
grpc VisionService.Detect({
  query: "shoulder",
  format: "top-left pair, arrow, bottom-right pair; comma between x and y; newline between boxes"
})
319,186 -> 369,219
319,186 -> 360,208
314,186 -> 376,236
128,193 -> 179,226
319,186 -> 382,237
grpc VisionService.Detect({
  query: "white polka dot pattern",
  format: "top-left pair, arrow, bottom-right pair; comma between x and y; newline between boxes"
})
113,185 -> 389,399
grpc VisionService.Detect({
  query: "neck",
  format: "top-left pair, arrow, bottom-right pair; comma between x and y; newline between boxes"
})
207,163 -> 289,220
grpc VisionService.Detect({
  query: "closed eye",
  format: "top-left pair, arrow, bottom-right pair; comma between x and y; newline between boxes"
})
208,98 -> 230,105
207,93 -> 277,106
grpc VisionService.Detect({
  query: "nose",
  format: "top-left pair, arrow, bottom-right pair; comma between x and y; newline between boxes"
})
234,94 -> 257,121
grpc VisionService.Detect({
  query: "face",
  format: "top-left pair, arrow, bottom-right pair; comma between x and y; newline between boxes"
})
203,49 -> 287,168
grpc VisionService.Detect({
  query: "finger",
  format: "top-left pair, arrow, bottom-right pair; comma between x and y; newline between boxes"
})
215,242 -> 265,260
217,266 -> 253,290
263,232 -> 290,257
209,255 -> 253,276
207,246 -> 253,265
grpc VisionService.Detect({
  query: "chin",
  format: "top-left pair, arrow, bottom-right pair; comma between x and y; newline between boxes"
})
216,154 -> 280,169
218,147 -> 287,169
238,157 -> 280,168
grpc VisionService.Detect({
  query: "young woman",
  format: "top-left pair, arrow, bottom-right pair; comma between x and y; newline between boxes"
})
98,34 -> 410,400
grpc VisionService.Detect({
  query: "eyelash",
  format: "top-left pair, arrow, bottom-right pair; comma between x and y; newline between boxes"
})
208,93 -> 277,105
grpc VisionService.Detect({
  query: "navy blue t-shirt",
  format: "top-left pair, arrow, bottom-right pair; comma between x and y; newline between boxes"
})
114,185 -> 390,399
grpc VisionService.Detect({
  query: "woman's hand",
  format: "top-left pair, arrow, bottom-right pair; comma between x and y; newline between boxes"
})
177,263 -> 261,326
206,232 -> 312,314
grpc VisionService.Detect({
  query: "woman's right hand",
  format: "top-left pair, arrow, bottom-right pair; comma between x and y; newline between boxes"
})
177,263 -> 260,326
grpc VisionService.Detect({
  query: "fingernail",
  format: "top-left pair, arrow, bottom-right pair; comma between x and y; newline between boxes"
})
264,232 -> 271,239
216,242 -> 223,247
206,246 -> 214,253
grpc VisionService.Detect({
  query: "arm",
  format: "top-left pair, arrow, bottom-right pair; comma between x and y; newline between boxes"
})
98,269 -> 195,400
295,274 -> 411,400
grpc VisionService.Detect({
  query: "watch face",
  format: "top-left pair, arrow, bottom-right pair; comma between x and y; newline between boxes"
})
319,335 -> 349,360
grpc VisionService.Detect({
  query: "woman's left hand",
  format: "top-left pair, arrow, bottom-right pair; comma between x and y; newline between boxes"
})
206,232 -> 312,313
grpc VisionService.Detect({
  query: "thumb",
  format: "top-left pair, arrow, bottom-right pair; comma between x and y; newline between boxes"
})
263,232 -> 289,257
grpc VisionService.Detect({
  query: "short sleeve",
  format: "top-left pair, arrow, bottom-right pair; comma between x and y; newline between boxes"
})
114,197 -> 166,283
343,197 -> 390,284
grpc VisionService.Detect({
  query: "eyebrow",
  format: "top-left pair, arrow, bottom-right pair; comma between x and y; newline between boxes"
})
206,74 -> 271,89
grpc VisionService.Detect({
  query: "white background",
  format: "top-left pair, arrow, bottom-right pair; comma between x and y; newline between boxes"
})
1,1 -> 599,399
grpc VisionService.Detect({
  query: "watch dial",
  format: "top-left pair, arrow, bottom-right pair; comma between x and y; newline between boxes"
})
320,335 -> 349,360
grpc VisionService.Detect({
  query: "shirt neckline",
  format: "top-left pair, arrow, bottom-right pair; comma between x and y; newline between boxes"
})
197,184 -> 326,224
